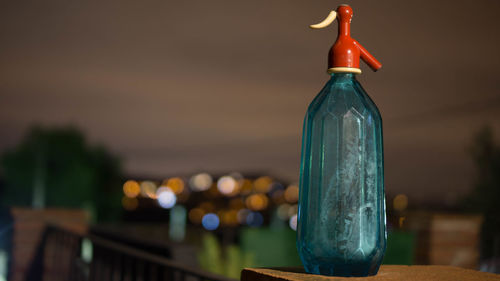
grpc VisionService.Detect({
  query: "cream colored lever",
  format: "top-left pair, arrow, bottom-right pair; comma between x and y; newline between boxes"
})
310,10 -> 337,29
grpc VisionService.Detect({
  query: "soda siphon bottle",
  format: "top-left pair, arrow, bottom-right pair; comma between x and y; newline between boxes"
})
297,5 -> 386,277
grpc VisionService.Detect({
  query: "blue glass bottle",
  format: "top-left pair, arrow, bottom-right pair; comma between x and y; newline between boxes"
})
297,72 -> 386,276
297,5 -> 386,277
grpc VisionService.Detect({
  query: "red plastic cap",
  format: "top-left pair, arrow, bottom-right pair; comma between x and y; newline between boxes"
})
328,5 -> 382,72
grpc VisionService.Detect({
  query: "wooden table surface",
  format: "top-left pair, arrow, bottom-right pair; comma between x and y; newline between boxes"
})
241,265 -> 499,281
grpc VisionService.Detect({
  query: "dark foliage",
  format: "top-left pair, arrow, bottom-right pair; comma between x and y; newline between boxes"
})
1,126 -> 123,222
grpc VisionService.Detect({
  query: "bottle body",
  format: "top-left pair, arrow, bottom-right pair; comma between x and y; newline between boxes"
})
297,73 -> 386,277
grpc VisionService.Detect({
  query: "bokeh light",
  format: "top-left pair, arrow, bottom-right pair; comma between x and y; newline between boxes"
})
217,176 -> 239,196
157,187 -> 176,209
240,179 -> 253,195
272,189 -> 285,204
122,196 -> 138,211
289,214 -> 298,231
189,173 -> 213,191
237,208 -> 250,224
245,193 -> 269,211
221,209 -> 238,226
277,203 -> 291,220
393,194 -> 408,211
202,213 -> 220,230
140,181 -> 157,198
253,176 -> 273,193
156,186 -> 169,197
165,177 -> 185,195
284,184 -> 299,203
270,182 -> 285,192
246,212 -> 264,227
123,180 -> 140,198
188,208 -> 205,224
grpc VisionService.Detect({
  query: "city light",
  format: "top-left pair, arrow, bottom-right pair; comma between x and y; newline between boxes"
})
289,214 -> 298,231
393,194 -> 408,211
202,213 -> 220,230
122,196 -> 139,211
253,176 -> 273,193
217,176 -> 238,196
240,179 -> 253,195
272,189 -> 285,204
221,209 -> 238,226
120,173 -> 300,230
123,180 -> 140,198
189,173 -> 213,191
237,208 -> 250,224
166,177 -> 185,195
284,184 -> 299,203
245,193 -> 269,211
140,181 -> 157,199
157,187 -> 176,209
277,203 -> 291,220
246,212 -> 264,227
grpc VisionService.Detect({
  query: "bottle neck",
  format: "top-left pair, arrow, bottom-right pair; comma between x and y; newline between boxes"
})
330,73 -> 356,81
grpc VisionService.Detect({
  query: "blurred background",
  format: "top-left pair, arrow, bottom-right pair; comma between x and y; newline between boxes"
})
0,0 -> 499,280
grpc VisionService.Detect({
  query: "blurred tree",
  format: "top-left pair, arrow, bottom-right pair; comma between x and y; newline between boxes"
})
1,126 -> 123,222
463,126 -> 500,260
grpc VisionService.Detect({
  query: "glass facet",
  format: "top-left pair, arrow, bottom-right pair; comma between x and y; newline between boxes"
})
297,73 -> 386,277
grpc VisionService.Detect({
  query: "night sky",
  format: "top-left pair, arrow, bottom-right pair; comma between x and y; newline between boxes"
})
1,0 -> 499,205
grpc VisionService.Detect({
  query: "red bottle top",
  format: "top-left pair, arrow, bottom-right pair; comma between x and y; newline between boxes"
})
310,5 -> 381,74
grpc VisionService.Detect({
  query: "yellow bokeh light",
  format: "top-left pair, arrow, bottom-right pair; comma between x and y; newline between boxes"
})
166,177 -> 185,195
393,194 -> 408,211
220,210 -> 238,226
253,176 -> 273,193
122,196 -> 138,211
140,181 -> 157,199
399,216 -> 406,228
245,194 -> 269,211
189,208 -> 205,224
284,185 -> 299,203
123,180 -> 140,198
240,179 -> 253,195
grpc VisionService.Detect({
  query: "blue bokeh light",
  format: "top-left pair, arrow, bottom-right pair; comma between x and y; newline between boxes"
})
202,213 -> 220,231
246,211 -> 264,227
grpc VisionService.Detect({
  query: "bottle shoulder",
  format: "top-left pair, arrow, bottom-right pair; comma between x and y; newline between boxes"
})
306,78 -> 381,122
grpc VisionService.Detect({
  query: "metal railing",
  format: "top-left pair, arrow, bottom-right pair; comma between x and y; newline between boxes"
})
26,225 -> 236,281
